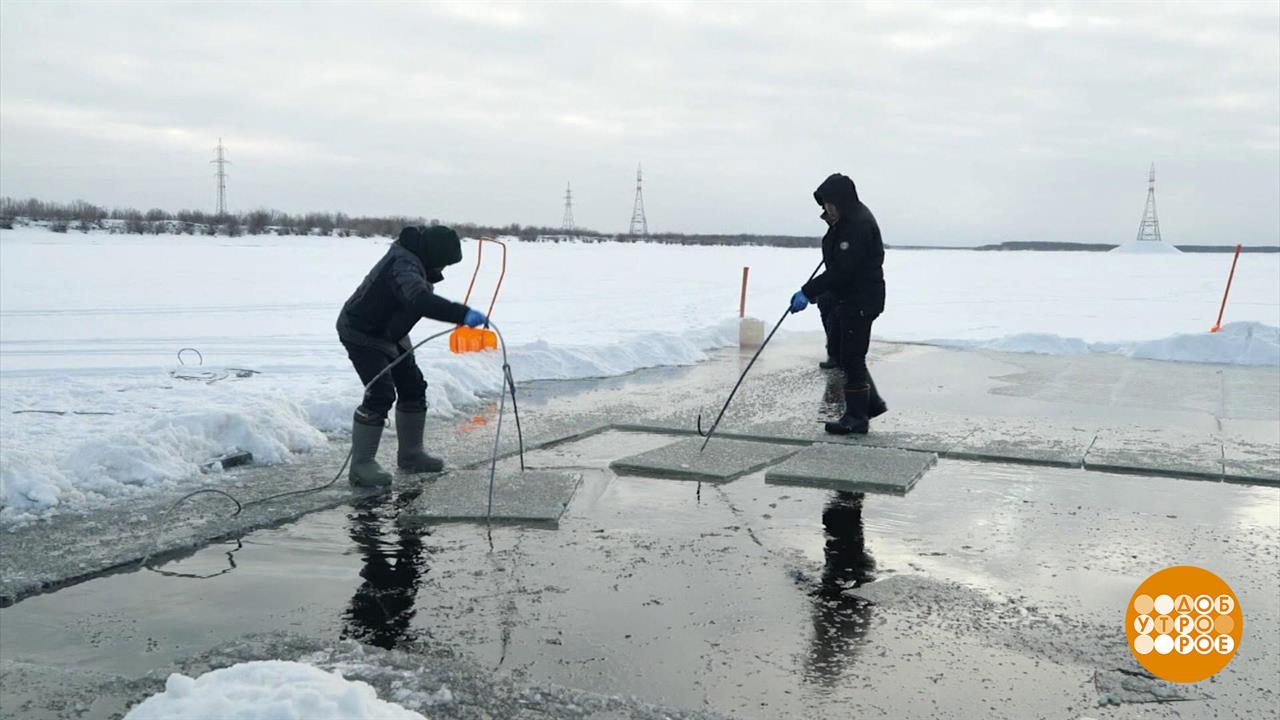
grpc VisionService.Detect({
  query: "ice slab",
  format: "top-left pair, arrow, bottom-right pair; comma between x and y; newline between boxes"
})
765,443 -> 936,495
1222,439 -> 1280,486
1219,418 -> 1280,486
523,429 -> 678,470
947,420 -> 1094,467
728,407 -> 977,457
609,437 -> 799,482
403,469 -> 581,526
1085,428 -> 1223,481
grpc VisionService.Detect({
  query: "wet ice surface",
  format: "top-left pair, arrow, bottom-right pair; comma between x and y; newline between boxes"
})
403,469 -> 583,526
765,444 -> 936,495
3,338 -> 1279,718
3,428 -> 1278,719
6,336 -> 1277,605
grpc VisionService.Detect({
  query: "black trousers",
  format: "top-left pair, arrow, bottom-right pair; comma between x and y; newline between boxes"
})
344,342 -> 428,421
834,306 -> 876,389
817,293 -> 839,360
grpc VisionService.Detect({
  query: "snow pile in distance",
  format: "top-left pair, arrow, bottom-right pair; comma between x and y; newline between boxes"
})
929,321 -> 1279,366
122,661 -> 427,720
1110,241 -> 1181,254
1119,321 -> 1279,365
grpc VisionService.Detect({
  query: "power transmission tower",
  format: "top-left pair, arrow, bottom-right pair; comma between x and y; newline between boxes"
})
1135,162 -> 1162,244
628,164 -> 648,236
562,182 -> 575,231
211,138 -> 231,217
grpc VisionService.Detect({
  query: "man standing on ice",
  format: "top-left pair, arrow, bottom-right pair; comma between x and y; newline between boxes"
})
788,173 -> 888,435
337,225 -> 488,486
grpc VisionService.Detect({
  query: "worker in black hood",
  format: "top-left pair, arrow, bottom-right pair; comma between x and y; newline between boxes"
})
336,225 -> 488,486
788,173 -> 888,434
815,207 -> 840,369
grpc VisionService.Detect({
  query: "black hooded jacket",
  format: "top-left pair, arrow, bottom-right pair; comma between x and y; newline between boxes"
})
802,174 -> 885,315
336,226 -> 470,356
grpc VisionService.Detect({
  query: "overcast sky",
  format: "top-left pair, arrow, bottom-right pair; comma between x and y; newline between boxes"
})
1,1 -> 1277,244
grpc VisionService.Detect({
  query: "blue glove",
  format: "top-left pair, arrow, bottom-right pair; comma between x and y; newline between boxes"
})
789,290 -> 810,314
463,309 -> 489,328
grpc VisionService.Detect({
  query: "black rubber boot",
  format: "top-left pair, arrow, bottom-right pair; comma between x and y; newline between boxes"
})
825,386 -> 870,435
350,413 -> 394,487
395,408 -> 444,473
818,357 -> 839,370
868,376 -> 888,419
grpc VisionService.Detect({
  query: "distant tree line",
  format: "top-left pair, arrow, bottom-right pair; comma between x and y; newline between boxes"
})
971,240 -> 1279,254
0,197 -> 619,241
5,198 -> 1277,252
616,233 -> 820,248
0,196 -> 830,247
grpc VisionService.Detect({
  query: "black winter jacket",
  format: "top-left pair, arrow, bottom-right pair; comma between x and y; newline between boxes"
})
802,174 -> 886,316
337,227 -> 470,356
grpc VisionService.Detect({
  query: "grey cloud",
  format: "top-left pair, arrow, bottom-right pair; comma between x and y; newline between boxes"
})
1,1 -> 1275,244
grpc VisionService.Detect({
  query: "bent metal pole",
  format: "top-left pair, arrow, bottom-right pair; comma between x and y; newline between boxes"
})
697,259 -> 824,452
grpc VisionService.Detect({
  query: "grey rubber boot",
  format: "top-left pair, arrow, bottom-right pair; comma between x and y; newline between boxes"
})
349,414 -> 394,487
395,408 -> 444,473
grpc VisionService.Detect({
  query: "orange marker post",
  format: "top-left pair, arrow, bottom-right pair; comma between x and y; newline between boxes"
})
739,266 -> 750,318
1210,244 -> 1242,333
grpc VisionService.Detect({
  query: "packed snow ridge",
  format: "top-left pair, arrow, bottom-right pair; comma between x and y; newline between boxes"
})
926,321 -> 1279,366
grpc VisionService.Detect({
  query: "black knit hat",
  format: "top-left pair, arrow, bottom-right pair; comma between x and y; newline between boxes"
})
397,225 -> 463,269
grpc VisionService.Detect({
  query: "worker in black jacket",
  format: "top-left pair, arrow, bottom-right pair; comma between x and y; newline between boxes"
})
788,173 -> 888,434
337,225 -> 488,486
815,206 -> 840,369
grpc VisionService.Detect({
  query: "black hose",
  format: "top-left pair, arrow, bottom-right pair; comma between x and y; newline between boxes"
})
140,322 -> 524,570
696,259 -> 824,452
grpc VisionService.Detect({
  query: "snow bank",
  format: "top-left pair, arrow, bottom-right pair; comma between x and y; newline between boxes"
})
0,321 -> 739,524
0,378 -> 334,523
928,321 -> 1280,366
122,661 -> 426,720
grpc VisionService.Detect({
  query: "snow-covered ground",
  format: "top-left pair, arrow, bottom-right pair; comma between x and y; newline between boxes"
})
122,661 -> 431,720
2,227 -> 1277,524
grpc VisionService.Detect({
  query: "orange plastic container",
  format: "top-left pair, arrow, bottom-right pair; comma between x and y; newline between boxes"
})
449,326 -> 499,353
449,236 -> 506,353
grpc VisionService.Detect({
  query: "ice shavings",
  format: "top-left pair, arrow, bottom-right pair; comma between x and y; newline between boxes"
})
121,661 -> 427,720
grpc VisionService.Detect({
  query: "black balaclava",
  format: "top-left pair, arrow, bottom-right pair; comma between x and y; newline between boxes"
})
397,226 -> 463,282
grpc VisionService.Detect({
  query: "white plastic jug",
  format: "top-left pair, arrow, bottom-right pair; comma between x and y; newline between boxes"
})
739,317 -> 765,348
